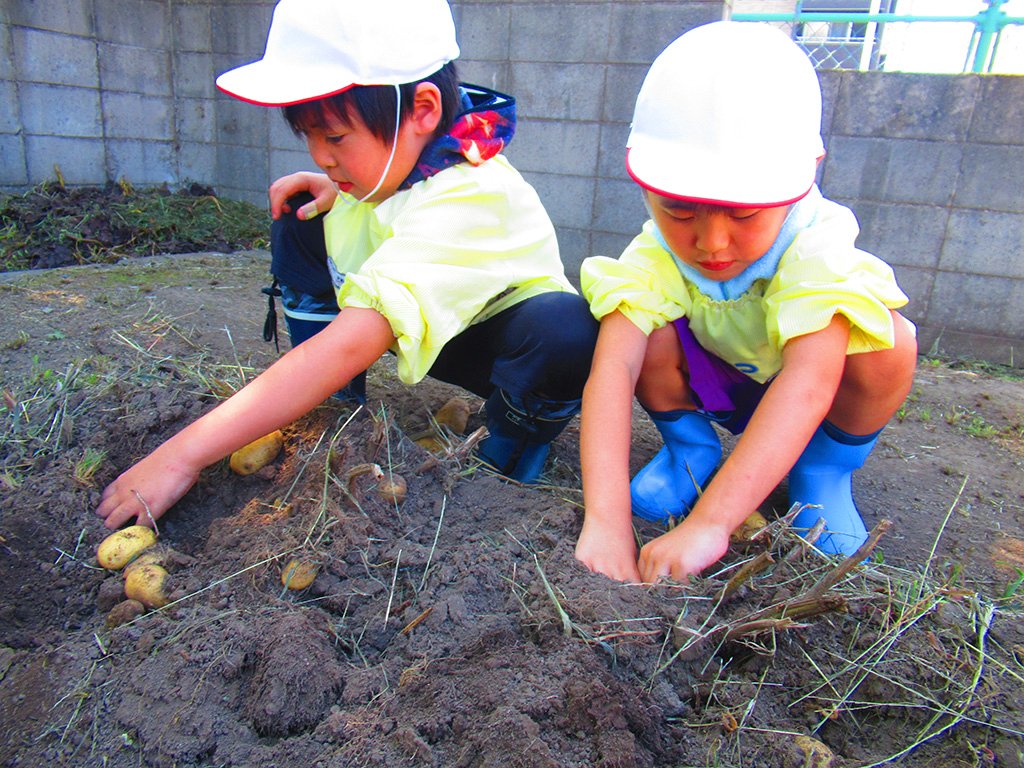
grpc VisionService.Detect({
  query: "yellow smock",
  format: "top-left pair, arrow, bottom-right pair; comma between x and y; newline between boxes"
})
321,155 -> 575,384
581,195 -> 910,383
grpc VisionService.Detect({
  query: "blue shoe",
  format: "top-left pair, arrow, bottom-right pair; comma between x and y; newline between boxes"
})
477,390 -> 579,483
630,410 -> 722,522
789,423 -> 881,557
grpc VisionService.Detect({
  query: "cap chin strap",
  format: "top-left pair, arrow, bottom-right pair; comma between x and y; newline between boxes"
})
337,84 -> 402,206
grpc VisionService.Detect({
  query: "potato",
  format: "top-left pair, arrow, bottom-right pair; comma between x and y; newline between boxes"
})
281,559 -> 319,590
377,473 -> 408,506
730,510 -> 769,542
106,599 -> 145,628
96,525 -> 158,570
434,397 -> 471,434
124,563 -> 171,608
229,430 -> 285,475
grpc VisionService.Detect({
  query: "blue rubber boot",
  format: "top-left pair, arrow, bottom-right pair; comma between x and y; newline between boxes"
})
284,309 -> 367,405
630,410 -> 722,522
789,422 -> 881,557
477,390 -> 579,483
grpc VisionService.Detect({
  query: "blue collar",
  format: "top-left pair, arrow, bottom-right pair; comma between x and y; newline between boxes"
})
653,186 -> 821,301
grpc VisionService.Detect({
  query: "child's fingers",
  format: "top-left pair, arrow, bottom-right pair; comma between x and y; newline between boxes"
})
297,200 -> 319,221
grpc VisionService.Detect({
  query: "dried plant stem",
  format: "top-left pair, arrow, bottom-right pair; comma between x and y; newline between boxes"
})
806,519 -> 891,600
533,554 -> 572,637
722,551 -> 775,599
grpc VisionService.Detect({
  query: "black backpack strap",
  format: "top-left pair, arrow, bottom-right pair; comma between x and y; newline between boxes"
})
261,278 -> 282,353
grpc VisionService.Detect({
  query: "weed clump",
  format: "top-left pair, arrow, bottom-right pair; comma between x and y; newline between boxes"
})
0,180 -> 270,272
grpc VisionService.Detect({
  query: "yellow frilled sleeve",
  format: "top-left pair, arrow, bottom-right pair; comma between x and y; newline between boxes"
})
765,201 -> 909,356
580,221 -> 689,335
322,156 -> 574,384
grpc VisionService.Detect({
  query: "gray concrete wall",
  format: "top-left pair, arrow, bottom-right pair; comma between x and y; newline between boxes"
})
1,1 -> 1021,365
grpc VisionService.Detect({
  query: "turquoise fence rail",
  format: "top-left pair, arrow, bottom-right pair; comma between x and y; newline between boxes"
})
731,0 -> 1024,73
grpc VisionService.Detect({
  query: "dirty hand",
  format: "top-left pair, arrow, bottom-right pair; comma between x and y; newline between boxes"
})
95,449 -> 200,530
637,516 -> 731,584
269,172 -> 338,221
575,517 -> 642,583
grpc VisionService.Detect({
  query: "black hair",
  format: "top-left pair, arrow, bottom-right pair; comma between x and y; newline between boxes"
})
283,61 -> 461,141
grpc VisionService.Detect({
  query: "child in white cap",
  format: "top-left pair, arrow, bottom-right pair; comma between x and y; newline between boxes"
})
97,0 -> 597,529
574,21 -> 917,583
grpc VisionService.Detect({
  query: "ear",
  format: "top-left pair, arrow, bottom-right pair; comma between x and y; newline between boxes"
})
410,82 -> 443,136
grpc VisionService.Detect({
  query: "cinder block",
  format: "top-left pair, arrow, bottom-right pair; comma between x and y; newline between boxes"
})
20,83 -> 102,137
173,5 -> 213,53
456,60 -> 511,94
842,200 -> 947,270
554,226 -> 589,280
969,76 -> 1024,145
215,96 -> 269,148
506,119 -> 600,177
0,23 -> 12,81
597,122 -> 630,181
940,209 -> 1024,279
211,4 -> 273,57
175,52 -> 216,99
819,70 -> 840,141
510,61 -> 604,121
94,0 -> 169,49
24,135 -> 105,185
831,72 -> 977,142
13,28 -> 98,87
927,271 -> 1024,338
527,171 -> 595,229
99,43 -> 172,96
269,112 -> 304,152
821,136 -> 962,207
269,148 -> 318,185
591,229 -> 637,262
607,3 -> 722,64
216,143 -> 269,195
601,63 -> 646,124
885,264 -> 932,328
509,5 -> 611,63
953,144 -> 1024,213
107,139 -> 177,186
593,177 -> 647,237
454,4 -> 510,61
103,92 -> 173,140
0,134 -> 27,185
177,142 -> 217,187
6,0 -> 93,35
0,80 -> 21,133
177,98 -> 216,143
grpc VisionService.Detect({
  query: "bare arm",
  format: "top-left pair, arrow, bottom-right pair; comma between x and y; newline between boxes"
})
575,311 -> 648,583
96,307 -> 395,529
269,172 -> 339,221
637,315 -> 851,582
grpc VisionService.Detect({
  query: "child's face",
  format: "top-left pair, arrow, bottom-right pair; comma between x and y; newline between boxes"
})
303,110 -> 422,203
646,191 -> 790,282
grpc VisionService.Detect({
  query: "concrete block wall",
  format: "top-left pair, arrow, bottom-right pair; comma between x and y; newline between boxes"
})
1,1 -> 1022,365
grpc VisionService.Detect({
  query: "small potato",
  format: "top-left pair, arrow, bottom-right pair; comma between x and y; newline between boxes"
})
730,510 -> 769,542
97,525 -> 158,571
106,599 -> 145,628
434,397 -> 471,434
377,473 -> 407,506
124,563 -> 171,609
281,559 -> 319,590
230,430 -> 285,475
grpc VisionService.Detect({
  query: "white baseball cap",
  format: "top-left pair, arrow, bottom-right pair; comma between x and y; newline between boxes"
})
216,0 -> 460,106
626,21 -> 825,207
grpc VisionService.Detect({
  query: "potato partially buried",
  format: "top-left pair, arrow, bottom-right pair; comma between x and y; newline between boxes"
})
229,430 -> 285,475
124,563 -> 172,608
96,525 -> 158,571
281,559 -> 319,591
105,599 -> 145,629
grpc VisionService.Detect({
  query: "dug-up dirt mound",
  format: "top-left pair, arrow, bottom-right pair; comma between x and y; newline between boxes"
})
0,253 -> 1022,768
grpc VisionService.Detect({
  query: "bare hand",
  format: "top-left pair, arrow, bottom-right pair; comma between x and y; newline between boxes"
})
637,517 -> 731,583
575,518 -> 642,583
269,172 -> 338,221
95,450 -> 201,529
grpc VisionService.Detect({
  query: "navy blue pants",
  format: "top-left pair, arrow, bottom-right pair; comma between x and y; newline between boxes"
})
269,194 -> 597,403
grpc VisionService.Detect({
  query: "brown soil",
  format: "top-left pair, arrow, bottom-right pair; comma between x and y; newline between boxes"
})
0,251 -> 1022,768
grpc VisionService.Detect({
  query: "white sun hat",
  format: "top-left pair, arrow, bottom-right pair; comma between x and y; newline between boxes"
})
626,21 -> 825,207
216,0 -> 460,106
